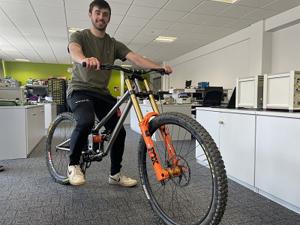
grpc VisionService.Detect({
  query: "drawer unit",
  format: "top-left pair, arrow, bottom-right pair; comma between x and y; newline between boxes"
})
263,71 -> 300,111
236,75 -> 264,109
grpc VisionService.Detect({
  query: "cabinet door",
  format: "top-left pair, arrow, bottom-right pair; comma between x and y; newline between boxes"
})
0,108 -> 27,159
256,116 -> 300,208
196,109 -> 220,146
27,106 -> 45,155
196,109 -> 220,164
219,113 -> 255,186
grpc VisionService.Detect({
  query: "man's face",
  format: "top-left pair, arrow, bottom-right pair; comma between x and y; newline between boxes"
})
89,6 -> 110,31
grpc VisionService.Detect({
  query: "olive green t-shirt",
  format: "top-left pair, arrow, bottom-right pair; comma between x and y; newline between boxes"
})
67,29 -> 131,96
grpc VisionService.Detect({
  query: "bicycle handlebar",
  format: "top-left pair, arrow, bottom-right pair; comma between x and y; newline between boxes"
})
81,62 -> 167,75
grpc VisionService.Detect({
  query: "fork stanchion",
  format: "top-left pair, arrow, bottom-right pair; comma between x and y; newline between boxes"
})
125,78 -> 143,123
143,79 -> 160,114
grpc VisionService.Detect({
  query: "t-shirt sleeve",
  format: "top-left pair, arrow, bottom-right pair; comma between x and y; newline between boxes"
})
115,40 -> 132,61
69,31 -> 83,46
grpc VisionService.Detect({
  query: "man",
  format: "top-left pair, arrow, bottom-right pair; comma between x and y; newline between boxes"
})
67,0 -> 172,186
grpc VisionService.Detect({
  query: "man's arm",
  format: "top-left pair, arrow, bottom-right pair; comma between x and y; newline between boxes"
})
126,52 -> 172,74
68,42 -> 100,70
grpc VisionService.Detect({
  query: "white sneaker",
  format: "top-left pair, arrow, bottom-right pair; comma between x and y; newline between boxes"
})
67,165 -> 86,186
109,172 -> 137,187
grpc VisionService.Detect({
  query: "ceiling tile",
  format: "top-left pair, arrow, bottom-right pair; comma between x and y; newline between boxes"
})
108,1 -> 131,15
109,0 -> 133,5
155,9 -> 186,21
236,0 -> 276,8
182,13 -> 213,25
262,0 -> 300,12
168,22 -> 205,33
64,0 -> 92,11
193,0 -> 231,16
120,16 -> 148,28
133,0 -> 168,8
219,5 -> 257,18
146,19 -> 173,29
131,33 -> 155,44
164,0 -> 205,12
224,17 -> 256,30
203,16 -> 236,27
30,0 -> 63,8
127,5 -> 159,19
243,8 -> 278,20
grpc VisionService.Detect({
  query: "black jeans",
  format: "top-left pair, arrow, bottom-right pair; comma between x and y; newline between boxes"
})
67,90 -> 126,175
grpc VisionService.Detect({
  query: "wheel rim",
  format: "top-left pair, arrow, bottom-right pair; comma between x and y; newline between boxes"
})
143,122 -> 216,225
47,116 -> 75,180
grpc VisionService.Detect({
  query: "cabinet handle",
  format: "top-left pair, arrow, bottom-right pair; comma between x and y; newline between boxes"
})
218,121 -> 224,125
40,110 -> 44,112
32,113 -> 36,116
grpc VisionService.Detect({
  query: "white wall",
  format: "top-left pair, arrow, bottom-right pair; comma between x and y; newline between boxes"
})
271,22 -> 300,73
170,38 -> 249,89
168,5 -> 300,90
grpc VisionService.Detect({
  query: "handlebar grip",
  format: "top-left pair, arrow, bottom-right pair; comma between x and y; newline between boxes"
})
81,62 -> 107,70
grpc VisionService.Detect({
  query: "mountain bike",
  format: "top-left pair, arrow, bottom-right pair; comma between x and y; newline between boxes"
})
45,64 -> 228,225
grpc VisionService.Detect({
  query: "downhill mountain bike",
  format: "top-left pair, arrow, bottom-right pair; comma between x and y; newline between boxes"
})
46,64 -> 228,225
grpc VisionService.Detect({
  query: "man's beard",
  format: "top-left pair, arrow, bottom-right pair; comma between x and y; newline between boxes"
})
92,20 -> 107,32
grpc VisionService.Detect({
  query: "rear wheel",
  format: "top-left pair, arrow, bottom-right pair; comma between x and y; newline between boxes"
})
46,112 -> 76,185
138,112 -> 228,225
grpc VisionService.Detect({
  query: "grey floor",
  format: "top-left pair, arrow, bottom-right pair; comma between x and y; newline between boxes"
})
1,126 -> 300,225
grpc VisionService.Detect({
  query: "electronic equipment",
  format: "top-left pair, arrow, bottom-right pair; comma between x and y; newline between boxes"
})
198,82 -> 209,89
236,75 -> 264,109
185,80 -> 192,88
202,86 -> 223,107
263,71 -> 300,111
227,87 -> 236,109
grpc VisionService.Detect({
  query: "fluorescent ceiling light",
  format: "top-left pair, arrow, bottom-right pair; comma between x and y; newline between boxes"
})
15,58 -> 30,62
155,36 -> 177,43
210,0 -> 238,3
68,27 -> 82,33
121,64 -> 132,68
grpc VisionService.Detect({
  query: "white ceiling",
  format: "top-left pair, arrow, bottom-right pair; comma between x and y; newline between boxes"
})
0,0 -> 299,65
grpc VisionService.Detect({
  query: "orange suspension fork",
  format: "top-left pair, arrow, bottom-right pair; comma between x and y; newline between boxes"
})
143,79 -> 178,164
125,78 -> 168,181
140,112 -> 169,181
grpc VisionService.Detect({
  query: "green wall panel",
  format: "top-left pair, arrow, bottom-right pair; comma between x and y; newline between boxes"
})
4,61 -> 71,85
3,61 -> 121,97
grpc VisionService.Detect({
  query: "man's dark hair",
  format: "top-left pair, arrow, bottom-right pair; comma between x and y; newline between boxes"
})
89,0 -> 111,14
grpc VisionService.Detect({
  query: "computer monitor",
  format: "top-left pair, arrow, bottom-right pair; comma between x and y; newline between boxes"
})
202,86 -> 223,107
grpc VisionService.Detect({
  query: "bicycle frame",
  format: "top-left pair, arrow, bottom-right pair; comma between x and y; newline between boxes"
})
57,68 -> 178,182
92,74 -> 178,182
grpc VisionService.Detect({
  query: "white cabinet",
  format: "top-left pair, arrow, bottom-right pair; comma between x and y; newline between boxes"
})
44,103 -> 57,130
196,109 -> 256,187
0,105 -> 45,160
256,115 -> 300,211
196,107 -> 300,214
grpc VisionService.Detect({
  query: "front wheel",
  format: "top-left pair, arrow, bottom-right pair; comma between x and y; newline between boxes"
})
138,112 -> 228,225
46,112 -> 76,185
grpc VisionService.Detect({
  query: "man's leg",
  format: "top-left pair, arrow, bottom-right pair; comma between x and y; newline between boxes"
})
67,92 -> 95,185
94,98 -> 137,187
0,165 -> 4,172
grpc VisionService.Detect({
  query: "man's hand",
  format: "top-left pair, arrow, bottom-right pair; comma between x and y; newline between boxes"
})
162,64 -> 172,74
81,57 -> 101,70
